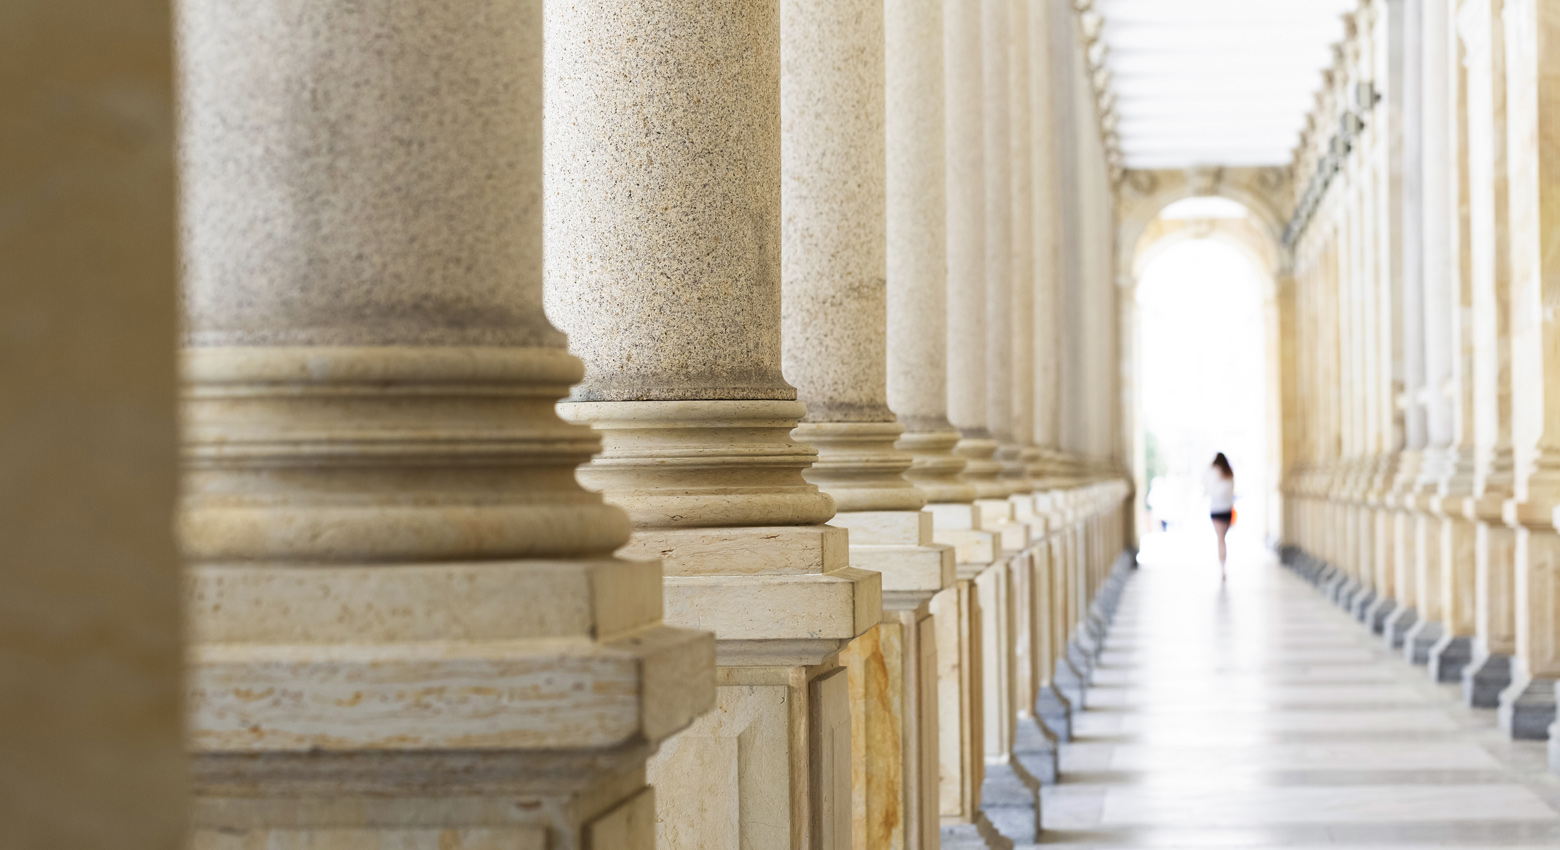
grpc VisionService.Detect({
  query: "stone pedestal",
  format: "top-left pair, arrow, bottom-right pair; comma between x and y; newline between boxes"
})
933,581 -> 1008,848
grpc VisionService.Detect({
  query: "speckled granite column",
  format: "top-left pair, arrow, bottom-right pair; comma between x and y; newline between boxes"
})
1008,0 -> 1041,508
982,0 -> 1027,501
939,4 -> 1009,848
942,0 -> 1028,562
544,3 -> 881,847
972,0 -> 1040,842
886,0 -> 979,517
944,0 -> 998,504
780,1 -> 955,844
177,1 -> 714,847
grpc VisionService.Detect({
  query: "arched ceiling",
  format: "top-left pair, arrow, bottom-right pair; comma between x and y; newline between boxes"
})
1094,0 -> 1358,170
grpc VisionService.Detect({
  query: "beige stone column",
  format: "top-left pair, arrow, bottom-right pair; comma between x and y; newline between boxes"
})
1003,0 -> 1065,798
2,2 -> 183,843
544,4 -> 880,847
1028,0 -> 1077,746
1407,0 -> 1458,665
884,7 -> 1004,843
972,0 -> 1042,843
779,0 -> 957,845
179,2 -> 715,847
1384,0 -> 1427,648
1429,6 -> 1484,682
939,2 -> 1006,846
1495,0 -> 1560,739
1454,0 -> 1522,708
889,0 -> 994,571
1007,0 -> 1039,508
943,0 -> 1024,557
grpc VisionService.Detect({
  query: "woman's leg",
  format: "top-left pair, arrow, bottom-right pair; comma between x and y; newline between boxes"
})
1212,519 -> 1230,576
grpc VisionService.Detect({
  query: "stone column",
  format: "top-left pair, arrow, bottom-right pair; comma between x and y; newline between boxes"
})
889,0 -> 993,570
945,0 -> 1024,557
179,2 -> 715,847
3,2 -> 183,843
940,3 -> 1009,846
1008,0 -> 1040,508
884,8 -> 1003,843
1004,0 -> 1063,805
972,0 -> 1042,843
1385,0 -> 1428,649
1456,0 -> 1521,708
1428,4 -> 1484,683
1029,0 -> 1077,745
1496,0 -> 1560,740
1407,0 -> 1458,665
779,0 -> 957,845
544,4 -> 880,847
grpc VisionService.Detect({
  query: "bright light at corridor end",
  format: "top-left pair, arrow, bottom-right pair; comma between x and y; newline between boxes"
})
1095,0 -> 1359,170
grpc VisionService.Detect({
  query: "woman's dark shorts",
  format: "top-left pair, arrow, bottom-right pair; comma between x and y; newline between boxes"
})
1211,511 -> 1233,524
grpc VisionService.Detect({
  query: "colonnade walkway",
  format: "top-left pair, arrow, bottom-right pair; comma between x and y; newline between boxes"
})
1043,530 -> 1560,848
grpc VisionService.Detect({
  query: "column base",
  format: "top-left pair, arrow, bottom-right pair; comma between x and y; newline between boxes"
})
941,813 -> 1015,850
1497,674 -> 1559,740
1550,714 -> 1560,775
1013,713 -> 1059,785
1350,588 -> 1379,623
979,757 -> 1042,845
929,502 -> 1001,565
1054,655 -> 1088,708
1364,596 -> 1396,635
1382,605 -> 1417,648
651,661 -> 851,849
1067,635 -> 1096,680
1461,650 -> 1513,708
1403,618 -> 1444,665
191,749 -> 659,850
1035,682 -> 1074,742
1330,576 -> 1358,607
1428,633 -> 1475,683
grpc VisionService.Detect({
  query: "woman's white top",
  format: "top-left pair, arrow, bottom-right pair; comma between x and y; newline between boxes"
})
1205,469 -> 1235,513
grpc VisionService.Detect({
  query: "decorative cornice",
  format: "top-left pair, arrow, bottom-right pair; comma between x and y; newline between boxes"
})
1283,11 -> 1379,249
1075,2 -> 1124,186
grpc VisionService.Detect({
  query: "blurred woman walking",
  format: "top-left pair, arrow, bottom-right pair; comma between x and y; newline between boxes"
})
1206,453 -> 1236,580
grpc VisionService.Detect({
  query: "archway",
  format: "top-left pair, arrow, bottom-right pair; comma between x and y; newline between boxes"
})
1116,171 -> 1290,557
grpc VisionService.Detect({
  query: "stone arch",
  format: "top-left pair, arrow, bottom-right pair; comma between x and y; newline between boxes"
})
1117,166 -> 1292,286
1115,166 -> 1293,542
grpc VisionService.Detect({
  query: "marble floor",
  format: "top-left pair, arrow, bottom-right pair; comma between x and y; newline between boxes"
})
1040,529 -> 1560,848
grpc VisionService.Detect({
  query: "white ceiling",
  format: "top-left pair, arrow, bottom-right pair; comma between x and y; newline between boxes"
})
1094,0 -> 1359,170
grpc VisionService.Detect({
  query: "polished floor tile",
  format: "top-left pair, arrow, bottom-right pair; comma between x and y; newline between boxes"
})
1039,529 -> 1560,848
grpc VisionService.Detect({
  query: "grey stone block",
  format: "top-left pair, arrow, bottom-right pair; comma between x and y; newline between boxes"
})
1462,651 -> 1512,708
942,813 -> 1015,850
1403,618 -> 1444,665
1428,633 -> 1474,683
980,758 -> 1041,845
1013,714 -> 1059,785
1383,605 -> 1417,649
1498,675 -> 1558,740
1035,682 -> 1072,742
